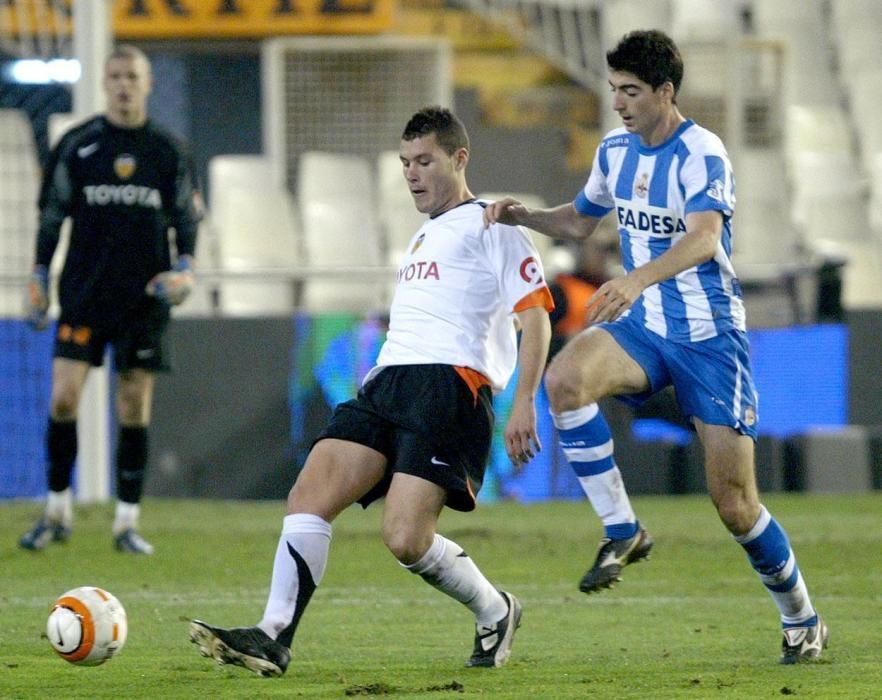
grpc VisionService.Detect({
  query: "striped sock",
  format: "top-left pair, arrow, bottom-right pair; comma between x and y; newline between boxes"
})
554,404 -> 637,540
735,505 -> 816,627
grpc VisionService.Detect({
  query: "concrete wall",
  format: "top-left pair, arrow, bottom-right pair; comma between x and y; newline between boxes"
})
144,315 -> 882,500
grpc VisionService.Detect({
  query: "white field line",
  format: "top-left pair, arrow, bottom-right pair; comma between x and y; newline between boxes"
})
9,586 -> 869,609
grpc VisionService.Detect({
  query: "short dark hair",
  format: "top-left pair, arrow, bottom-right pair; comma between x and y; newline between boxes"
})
402,106 -> 469,155
606,30 -> 683,95
106,44 -> 150,70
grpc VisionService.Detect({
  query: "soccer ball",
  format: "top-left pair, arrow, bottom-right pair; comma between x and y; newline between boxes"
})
46,586 -> 128,666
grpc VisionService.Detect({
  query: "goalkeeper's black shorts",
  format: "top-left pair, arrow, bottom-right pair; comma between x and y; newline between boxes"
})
53,297 -> 171,372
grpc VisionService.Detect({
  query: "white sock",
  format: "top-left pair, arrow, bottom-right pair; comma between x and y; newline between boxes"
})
113,501 -> 140,535
46,488 -> 73,526
404,534 -> 507,626
258,513 -> 332,645
578,466 -> 637,531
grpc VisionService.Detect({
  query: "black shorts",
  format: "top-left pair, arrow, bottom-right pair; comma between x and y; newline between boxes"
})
315,364 -> 494,512
54,298 -> 171,372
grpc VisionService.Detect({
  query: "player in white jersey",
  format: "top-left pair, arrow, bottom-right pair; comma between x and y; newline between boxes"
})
190,107 -> 553,676
484,30 -> 826,664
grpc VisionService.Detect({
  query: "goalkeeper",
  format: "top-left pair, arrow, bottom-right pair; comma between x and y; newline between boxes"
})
19,45 -> 201,555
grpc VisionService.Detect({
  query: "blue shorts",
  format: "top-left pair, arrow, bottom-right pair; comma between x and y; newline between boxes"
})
599,314 -> 759,440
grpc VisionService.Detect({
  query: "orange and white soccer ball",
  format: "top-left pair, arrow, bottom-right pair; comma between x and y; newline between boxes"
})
46,586 -> 128,666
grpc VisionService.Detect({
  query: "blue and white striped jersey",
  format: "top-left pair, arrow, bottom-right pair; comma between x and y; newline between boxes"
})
574,120 -> 745,343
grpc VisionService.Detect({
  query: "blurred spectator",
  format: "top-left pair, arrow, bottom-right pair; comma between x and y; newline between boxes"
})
546,227 -> 618,360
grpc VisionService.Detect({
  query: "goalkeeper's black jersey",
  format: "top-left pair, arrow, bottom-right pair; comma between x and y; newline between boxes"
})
36,116 -> 200,330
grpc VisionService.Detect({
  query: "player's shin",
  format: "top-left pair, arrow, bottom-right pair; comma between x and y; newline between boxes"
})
403,533 -> 507,626
553,404 -> 638,538
47,418 -> 78,497
116,426 -> 148,505
258,513 -> 331,646
734,505 -> 817,625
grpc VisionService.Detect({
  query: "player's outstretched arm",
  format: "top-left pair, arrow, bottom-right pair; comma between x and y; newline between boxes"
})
484,200 -> 601,242
504,306 -> 551,468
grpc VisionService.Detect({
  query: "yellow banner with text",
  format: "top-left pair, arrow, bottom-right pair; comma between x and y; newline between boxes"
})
113,0 -> 394,38
0,0 -> 394,40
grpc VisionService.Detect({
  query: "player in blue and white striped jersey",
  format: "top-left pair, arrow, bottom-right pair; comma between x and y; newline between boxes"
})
485,29 -> 826,665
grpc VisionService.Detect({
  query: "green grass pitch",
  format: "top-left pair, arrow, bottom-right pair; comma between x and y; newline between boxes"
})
1,493 -> 880,699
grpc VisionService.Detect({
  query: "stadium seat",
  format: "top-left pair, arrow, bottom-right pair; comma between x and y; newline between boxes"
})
175,217 -> 217,317
830,0 -> 882,31
785,105 -> 852,173
834,24 -> 882,78
47,112 -> 89,148
790,151 -> 868,243
208,155 -> 301,316
869,153 -> 882,234
753,0 -> 838,108
209,153 -> 282,195
377,149 -> 427,266
732,149 -> 797,264
670,0 -> 739,41
0,109 -> 41,317
297,151 -> 386,313
604,0 -> 671,45
848,70 -> 882,169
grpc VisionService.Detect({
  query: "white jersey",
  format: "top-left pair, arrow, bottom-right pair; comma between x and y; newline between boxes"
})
575,120 -> 745,343
368,199 -> 553,393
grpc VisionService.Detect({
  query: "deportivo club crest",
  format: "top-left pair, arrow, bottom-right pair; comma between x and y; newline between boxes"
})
634,172 -> 649,198
114,154 -> 137,180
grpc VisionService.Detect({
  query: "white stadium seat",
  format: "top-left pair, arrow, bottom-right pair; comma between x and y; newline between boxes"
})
869,153 -> 882,234
47,112 -> 89,148
297,151 -> 386,313
790,151 -> 868,245
208,154 -> 301,316
834,24 -> 882,77
671,0 -> 739,41
848,70 -> 882,169
377,150 -> 427,266
604,0 -> 671,45
785,105 -> 852,162
732,149 -> 797,264
0,109 -> 41,317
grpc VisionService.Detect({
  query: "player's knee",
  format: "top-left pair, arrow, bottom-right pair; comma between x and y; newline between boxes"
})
381,524 -> 427,565
712,491 -> 757,535
287,479 -> 315,514
50,390 -> 80,420
544,362 -> 585,412
116,384 -> 150,423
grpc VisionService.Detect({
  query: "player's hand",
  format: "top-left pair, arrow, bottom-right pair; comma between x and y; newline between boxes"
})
145,255 -> 194,306
585,273 -> 646,324
483,197 -> 527,228
504,399 -> 541,471
26,264 -> 50,331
